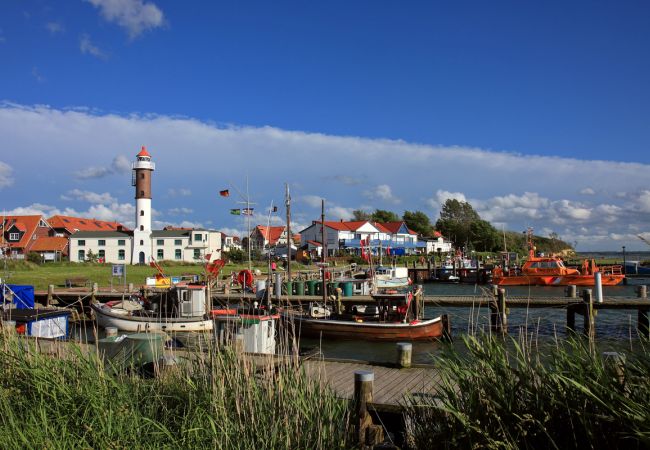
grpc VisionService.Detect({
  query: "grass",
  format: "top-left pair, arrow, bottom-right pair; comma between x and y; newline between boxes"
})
0,333 -> 350,449
404,334 -> 650,449
0,260 -> 319,290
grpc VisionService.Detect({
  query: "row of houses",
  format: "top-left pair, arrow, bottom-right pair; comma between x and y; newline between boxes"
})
0,214 -> 241,264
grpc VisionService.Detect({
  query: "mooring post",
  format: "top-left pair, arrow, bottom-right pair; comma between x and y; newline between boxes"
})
565,284 -> 577,298
567,304 -> 577,333
498,288 -> 508,333
595,272 -> 603,303
442,314 -> 452,341
637,285 -> 647,299
92,283 -> 98,302
582,289 -> 595,339
396,342 -> 413,368
602,352 -> 626,385
353,371 -> 382,447
47,284 -> 54,307
491,284 -> 498,296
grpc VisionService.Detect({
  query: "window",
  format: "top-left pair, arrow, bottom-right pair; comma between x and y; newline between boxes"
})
140,210 -> 144,216
118,240 -> 125,246
175,239 -> 182,246
140,190 -> 145,196
140,225 -> 144,231
140,173 -> 144,179
98,250 -> 105,260
157,239 -> 164,246
157,249 -> 164,259
9,233 -> 19,241
175,249 -> 182,260
118,249 -> 125,260
98,240 -> 106,246
78,240 -> 85,246
78,250 -> 85,260
194,233 -> 202,242
140,240 -> 144,245
193,249 -> 200,259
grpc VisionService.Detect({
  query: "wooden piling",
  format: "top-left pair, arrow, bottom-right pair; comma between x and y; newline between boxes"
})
396,342 -> 412,368
582,289 -> 595,339
565,284 -> 577,298
47,284 -> 54,307
637,285 -> 647,299
566,304 -> 577,333
490,288 -> 508,333
353,370 -> 383,447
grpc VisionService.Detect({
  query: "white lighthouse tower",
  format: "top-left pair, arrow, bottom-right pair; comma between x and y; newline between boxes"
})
131,146 -> 155,264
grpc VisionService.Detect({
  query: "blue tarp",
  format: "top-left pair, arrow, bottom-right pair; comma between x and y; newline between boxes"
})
1,285 -> 35,309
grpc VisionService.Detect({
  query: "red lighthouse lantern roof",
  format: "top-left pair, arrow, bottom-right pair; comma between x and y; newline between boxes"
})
137,146 -> 151,157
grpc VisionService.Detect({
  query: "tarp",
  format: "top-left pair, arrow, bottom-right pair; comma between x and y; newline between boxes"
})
1,284 -> 35,309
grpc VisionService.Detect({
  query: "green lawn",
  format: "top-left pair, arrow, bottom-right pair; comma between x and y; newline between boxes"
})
1,260 -> 318,290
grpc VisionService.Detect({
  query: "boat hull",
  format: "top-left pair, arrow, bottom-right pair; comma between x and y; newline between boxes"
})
494,274 -> 625,286
91,303 -> 214,332
282,311 -> 446,341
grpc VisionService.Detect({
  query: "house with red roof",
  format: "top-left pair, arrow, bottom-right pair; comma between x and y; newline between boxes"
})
0,215 -> 52,259
249,225 -> 301,255
298,220 -> 426,256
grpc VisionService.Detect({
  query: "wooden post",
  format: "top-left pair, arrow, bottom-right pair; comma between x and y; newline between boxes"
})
491,289 -> 507,333
565,284 -> 577,298
92,283 -> 98,302
47,284 -> 54,307
396,342 -> 412,368
602,352 -> 626,385
637,285 -> 647,299
442,314 -> 452,341
582,289 -> 595,339
491,284 -> 498,296
353,371 -> 382,447
566,304 -> 577,333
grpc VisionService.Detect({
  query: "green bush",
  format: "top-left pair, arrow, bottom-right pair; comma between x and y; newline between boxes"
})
26,252 -> 42,265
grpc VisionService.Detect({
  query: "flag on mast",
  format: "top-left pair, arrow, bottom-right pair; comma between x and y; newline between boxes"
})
242,208 -> 254,216
230,209 -> 241,215
219,189 -> 230,197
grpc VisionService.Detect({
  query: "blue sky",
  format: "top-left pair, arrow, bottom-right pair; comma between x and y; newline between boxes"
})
1,1 -> 649,250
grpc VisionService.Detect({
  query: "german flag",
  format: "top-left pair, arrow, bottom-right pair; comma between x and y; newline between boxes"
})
219,189 -> 230,197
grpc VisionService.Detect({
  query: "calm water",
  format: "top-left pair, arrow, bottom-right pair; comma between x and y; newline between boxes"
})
300,278 -> 650,364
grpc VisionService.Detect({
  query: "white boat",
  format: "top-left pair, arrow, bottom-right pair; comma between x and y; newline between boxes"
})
373,266 -> 411,289
91,285 -> 214,332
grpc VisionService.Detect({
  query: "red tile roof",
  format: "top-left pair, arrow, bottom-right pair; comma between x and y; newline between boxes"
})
255,226 -> 286,246
1,215 -> 47,250
137,146 -> 150,157
48,215 -> 127,234
30,237 -> 68,252
314,221 -> 370,231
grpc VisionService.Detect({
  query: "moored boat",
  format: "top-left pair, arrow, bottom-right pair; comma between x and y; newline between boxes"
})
281,288 -> 448,341
493,229 -> 625,286
91,284 -> 214,332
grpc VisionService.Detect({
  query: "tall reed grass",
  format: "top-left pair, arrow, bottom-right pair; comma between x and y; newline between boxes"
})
404,334 -> 650,449
0,334 -> 350,449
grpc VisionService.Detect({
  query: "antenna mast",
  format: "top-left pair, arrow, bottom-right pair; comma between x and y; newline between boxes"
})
285,183 -> 292,283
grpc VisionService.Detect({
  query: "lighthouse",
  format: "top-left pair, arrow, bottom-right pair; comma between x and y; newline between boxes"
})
131,146 -> 155,264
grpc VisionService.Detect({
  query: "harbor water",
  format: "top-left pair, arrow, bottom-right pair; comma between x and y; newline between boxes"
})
300,277 -> 650,364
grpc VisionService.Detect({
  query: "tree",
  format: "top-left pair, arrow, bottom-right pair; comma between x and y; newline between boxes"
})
352,209 -> 371,221
402,210 -> 432,236
371,209 -> 400,223
469,220 -> 499,252
435,199 -> 481,247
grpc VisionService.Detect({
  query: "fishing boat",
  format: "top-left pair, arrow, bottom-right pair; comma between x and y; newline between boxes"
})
373,265 -> 411,289
281,288 -> 448,341
211,305 -> 278,354
492,229 -> 625,286
91,284 -> 214,332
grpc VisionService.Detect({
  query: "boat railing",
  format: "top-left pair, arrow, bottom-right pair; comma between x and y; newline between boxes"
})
601,265 -> 624,276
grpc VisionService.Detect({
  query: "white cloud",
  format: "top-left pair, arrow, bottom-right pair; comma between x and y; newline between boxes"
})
363,184 -> 400,204
86,0 -> 164,38
1,103 -> 650,250
80,34 -> 108,60
45,22 -> 65,34
4,202 -> 134,227
111,155 -> 131,173
63,189 -> 116,204
580,187 -> 595,195
0,161 -> 14,189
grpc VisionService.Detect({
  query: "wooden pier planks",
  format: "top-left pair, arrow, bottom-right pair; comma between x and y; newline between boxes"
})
301,359 -> 442,410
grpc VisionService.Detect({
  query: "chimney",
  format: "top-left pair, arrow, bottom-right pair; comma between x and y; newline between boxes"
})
117,225 -> 123,231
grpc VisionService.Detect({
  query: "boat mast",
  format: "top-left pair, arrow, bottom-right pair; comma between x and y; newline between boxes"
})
285,183 -> 292,283
321,199 -> 327,303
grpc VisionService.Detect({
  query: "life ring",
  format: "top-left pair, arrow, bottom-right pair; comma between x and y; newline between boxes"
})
237,269 -> 254,287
